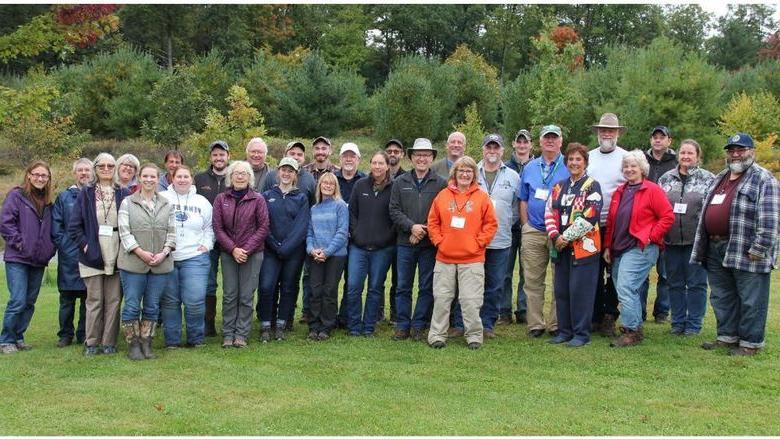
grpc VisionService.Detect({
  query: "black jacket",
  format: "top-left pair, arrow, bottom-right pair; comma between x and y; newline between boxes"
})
645,148 -> 678,183
348,176 -> 395,250
388,169 -> 446,247
194,167 -> 228,205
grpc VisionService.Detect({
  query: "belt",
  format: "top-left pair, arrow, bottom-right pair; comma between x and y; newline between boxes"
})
709,235 -> 728,242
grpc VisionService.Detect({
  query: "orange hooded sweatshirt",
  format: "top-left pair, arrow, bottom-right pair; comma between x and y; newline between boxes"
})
427,182 -> 498,264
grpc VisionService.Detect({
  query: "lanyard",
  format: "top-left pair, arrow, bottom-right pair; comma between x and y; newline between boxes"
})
451,191 -> 474,215
175,192 -> 190,226
540,156 -> 561,186
98,186 -> 114,225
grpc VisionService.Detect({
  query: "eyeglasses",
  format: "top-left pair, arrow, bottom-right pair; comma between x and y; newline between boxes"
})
386,149 -> 403,155
412,153 -> 433,158
29,173 -> 49,180
96,164 -> 115,170
233,171 -> 250,177
456,169 -> 474,175
726,147 -> 749,156
119,163 -> 136,170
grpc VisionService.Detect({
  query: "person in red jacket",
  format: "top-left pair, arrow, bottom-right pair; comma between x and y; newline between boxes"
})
427,156 -> 497,350
604,150 -> 674,347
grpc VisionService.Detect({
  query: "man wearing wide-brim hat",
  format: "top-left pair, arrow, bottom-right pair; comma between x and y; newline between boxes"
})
388,138 -> 447,341
691,132 -> 780,356
586,113 -> 628,337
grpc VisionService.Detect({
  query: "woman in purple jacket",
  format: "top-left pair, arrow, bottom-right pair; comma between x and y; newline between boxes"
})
0,161 -> 57,354
212,160 -> 270,348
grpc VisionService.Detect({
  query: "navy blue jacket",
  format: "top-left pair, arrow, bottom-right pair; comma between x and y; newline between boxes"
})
51,187 -> 86,291
262,186 -> 310,259
67,185 -> 130,270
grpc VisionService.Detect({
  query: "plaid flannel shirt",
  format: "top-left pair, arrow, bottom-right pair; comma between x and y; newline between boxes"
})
691,163 -> 780,273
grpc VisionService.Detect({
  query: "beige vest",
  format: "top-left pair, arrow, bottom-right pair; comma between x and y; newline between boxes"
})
117,192 -> 176,274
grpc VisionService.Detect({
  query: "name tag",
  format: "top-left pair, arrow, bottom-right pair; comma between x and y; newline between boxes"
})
711,194 -> 726,205
673,203 -> 688,214
534,188 -> 549,200
451,216 -> 466,229
98,225 -> 114,237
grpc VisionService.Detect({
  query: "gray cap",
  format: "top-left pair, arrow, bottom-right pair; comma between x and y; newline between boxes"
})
482,133 -> 504,148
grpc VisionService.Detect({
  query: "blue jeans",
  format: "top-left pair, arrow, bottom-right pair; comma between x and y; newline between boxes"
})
257,248 -> 306,326
394,245 -> 436,331
206,245 -> 221,297
1,262 -> 45,345
706,240 -> 770,349
347,244 -> 394,334
665,245 -> 708,334
639,250 -> 669,320
500,225 -> 527,318
480,247 -> 512,331
119,270 -> 168,322
613,244 -> 659,331
161,253 -> 211,346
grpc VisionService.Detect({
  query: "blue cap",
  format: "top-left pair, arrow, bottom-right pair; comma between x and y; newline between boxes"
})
724,132 -> 754,149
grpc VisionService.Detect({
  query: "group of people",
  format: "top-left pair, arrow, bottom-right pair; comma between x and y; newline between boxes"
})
1,113 -> 777,358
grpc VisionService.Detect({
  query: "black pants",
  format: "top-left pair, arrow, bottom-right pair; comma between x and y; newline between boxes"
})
309,256 -> 347,333
58,290 -> 87,342
592,226 -> 619,323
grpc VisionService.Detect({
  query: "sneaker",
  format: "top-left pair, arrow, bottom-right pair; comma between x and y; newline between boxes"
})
1,344 -> 18,354
84,345 -> 100,356
15,341 -> 32,351
429,340 -> 446,349
410,328 -> 425,341
102,345 -> 117,354
166,345 -> 180,350
683,330 -> 700,337
222,338 -> 233,348
308,331 -> 319,341
317,331 -> 330,341
347,331 -> 361,337
669,327 -> 685,336
548,329 -> 560,338
274,328 -> 285,341
363,332 -> 375,338
233,338 -> 247,348
392,329 -> 410,341
528,329 -> 545,338
185,342 -> 205,348
701,340 -> 738,350
567,339 -> 590,348
57,337 -> 73,348
467,342 -> 482,350
729,346 -> 760,356
260,330 -> 272,343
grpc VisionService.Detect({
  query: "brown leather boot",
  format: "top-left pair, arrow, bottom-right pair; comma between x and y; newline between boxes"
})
122,321 -> 144,361
204,295 -> 217,337
610,327 -> 642,347
139,320 -> 157,359
599,314 -> 618,337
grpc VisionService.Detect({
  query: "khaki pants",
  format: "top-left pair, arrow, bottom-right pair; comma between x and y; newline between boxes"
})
428,261 -> 484,344
521,223 -> 557,331
83,273 -> 121,347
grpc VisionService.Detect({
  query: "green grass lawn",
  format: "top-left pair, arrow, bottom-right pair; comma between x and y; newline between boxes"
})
0,266 -> 778,435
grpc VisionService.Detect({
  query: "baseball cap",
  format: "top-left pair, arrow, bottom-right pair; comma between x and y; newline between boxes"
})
651,126 -> 671,137
209,140 -> 229,152
312,136 -> 332,147
540,125 -> 562,137
514,129 -> 531,142
285,141 -> 306,153
724,132 -> 755,149
277,156 -> 300,172
482,133 -> 504,148
385,139 -> 404,151
339,142 -> 361,158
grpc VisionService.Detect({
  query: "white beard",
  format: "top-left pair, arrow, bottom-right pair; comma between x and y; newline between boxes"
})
727,156 -> 754,174
599,138 -> 616,152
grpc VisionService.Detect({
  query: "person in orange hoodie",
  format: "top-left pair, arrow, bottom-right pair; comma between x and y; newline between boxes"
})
427,156 -> 497,350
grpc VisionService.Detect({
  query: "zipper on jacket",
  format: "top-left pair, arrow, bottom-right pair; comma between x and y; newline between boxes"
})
678,177 -> 686,244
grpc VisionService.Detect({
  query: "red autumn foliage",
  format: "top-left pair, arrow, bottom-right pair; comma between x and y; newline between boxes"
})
758,31 -> 780,60
551,26 -> 579,51
55,5 -> 116,26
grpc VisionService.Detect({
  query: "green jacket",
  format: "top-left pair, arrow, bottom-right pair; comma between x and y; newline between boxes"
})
117,192 -> 176,274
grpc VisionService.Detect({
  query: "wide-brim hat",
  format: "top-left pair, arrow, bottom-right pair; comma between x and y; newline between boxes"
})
591,113 -> 626,135
407,138 -> 437,159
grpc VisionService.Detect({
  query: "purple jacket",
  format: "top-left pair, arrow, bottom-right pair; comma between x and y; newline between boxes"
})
212,190 -> 269,256
0,188 -> 56,267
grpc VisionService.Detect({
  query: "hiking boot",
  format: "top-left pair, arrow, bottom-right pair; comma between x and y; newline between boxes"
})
448,327 -> 464,337
701,340 -> 738,350
610,327 -> 642,347
429,340 -> 446,349
57,337 -> 73,348
729,346 -> 760,356
467,342 -> 482,350
599,314 -> 618,337
15,341 -> 32,351
497,315 -> 513,325
308,330 -> 319,341
233,337 -> 247,348
484,330 -> 496,339
102,345 -> 117,354
317,331 -> 330,341
411,328 -> 425,341
222,338 -> 233,348
84,345 -> 100,356
139,320 -> 156,359
260,329 -> 271,343
669,327 -> 685,336
205,295 -> 218,337
515,312 -> 527,324
392,329 -> 410,341
528,329 -> 545,338
274,327 -> 285,341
